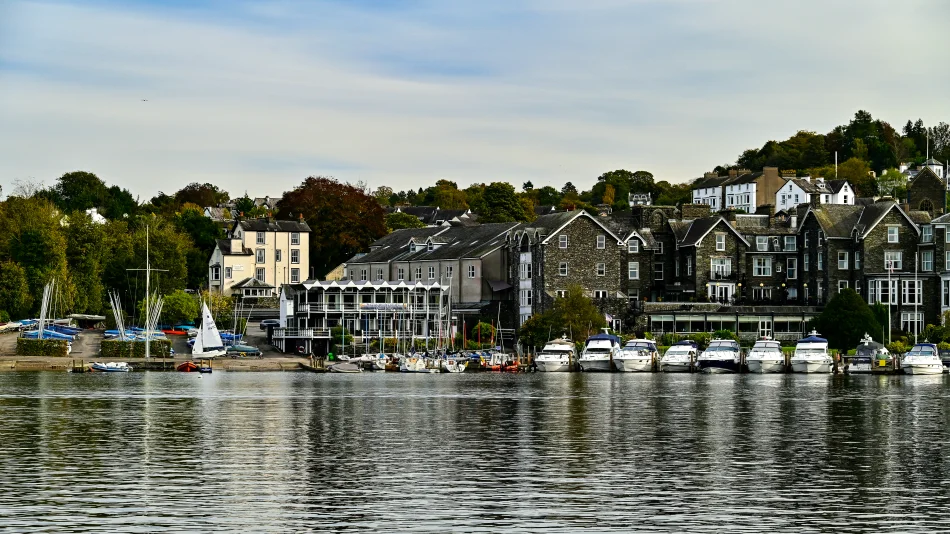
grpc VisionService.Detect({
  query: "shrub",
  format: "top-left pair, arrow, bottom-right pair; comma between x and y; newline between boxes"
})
692,332 -> 712,349
16,338 -> 68,357
0,310 -> 10,323
100,339 -> 172,358
887,341 -> 908,355
712,329 -> 739,342
939,342 -> 950,351
659,333 -> 681,346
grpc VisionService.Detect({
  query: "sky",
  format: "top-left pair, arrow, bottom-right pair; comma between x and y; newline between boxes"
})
1,0 -> 949,201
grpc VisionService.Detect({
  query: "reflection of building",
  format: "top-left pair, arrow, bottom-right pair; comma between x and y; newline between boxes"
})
273,280 -> 449,355
208,217 -> 311,297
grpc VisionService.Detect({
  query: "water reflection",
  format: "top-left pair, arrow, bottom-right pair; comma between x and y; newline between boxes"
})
2,372 -> 950,532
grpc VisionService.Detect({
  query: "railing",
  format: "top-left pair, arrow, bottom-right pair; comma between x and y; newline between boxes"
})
272,328 -> 331,339
298,303 -> 444,314
709,270 -> 735,281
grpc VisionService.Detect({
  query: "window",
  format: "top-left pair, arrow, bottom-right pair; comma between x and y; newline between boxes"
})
211,266 -> 220,281
597,235 -> 606,249
275,249 -> 282,262
559,262 -> 568,276
555,290 -> 567,298
838,280 -> 848,293
838,251 -> 848,270
818,230 -> 824,242
256,267 -> 265,281
887,226 -> 899,243
855,252 -> 861,270
923,251 -> 933,271
874,280 -> 897,304
817,252 -> 823,270
804,253 -> 810,270
804,232 -> 810,248
428,266 -> 435,280
445,266 -> 453,280
519,290 -> 532,307
716,234 -> 725,251
923,225 -> 933,243
360,268 -> 367,281
946,228 -> 950,244
397,268 -> 405,280
596,263 -> 606,276
291,268 -> 300,283
902,280 -> 922,305
628,262 -> 639,280
256,232 -> 265,245
628,240 -> 639,253
901,312 -> 923,334
944,279 -> 950,308
785,236 -> 796,251
593,290 -> 608,299
843,195 -> 849,204
376,269 -> 383,281
794,194 -> 799,203
654,263 -> 664,280
752,287 -> 771,301
753,257 -> 772,276
657,242 -> 664,255
255,249 -> 265,264
711,258 -> 732,279
885,251 -> 903,270
559,235 -> 568,249
288,249 -> 298,264
787,258 -> 797,279
628,290 -> 639,302
414,267 -> 422,280
687,256 -> 693,275
468,265 -> 476,278
756,236 -> 768,251
291,232 -> 300,245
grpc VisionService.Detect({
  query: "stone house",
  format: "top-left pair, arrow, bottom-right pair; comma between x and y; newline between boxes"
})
907,165 -> 945,214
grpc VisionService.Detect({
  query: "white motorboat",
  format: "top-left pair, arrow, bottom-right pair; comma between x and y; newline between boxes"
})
747,338 -> 785,373
660,341 -> 697,372
613,339 -> 657,372
400,355 -> 439,373
90,361 -> 132,372
846,333 -> 887,374
578,329 -> 621,372
902,343 -> 944,375
192,302 -> 226,359
441,359 -> 468,373
790,330 -> 833,373
697,339 -> 741,373
535,337 -> 576,372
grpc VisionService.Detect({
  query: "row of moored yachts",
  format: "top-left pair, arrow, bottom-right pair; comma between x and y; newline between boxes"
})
535,329 -> 947,375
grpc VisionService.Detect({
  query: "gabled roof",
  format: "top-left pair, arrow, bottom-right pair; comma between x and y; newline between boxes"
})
622,228 -> 657,249
537,210 -> 624,245
725,171 -> 763,185
856,200 -> 919,238
236,218 -> 311,233
931,212 -> 950,224
788,178 -> 830,194
232,277 -> 275,289
678,216 -> 750,247
908,210 -> 933,225
668,221 -> 691,241
348,227 -> 445,263
910,165 -> 945,184
827,180 -> 849,194
216,239 -> 252,256
800,205 -> 863,238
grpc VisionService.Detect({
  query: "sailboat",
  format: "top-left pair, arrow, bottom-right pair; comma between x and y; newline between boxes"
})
192,302 -> 226,358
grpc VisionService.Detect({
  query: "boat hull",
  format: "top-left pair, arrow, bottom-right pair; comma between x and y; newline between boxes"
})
193,348 -> 226,359
747,360 -> 785,373
660,361 -> 691,373
903,364 -> 944,375
535,361 -> 570,372
791,360 -> 832,373
578,359 -> 612,372
613,358 -> 652,372
698,360 -> 740,373
846,365 -> 873,374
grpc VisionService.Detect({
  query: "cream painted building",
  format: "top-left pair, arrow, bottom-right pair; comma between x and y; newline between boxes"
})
209,217 -> 311,297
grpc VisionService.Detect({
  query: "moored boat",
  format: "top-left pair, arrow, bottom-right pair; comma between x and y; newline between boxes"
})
846,334 -> 887,375
192,302 -> 226,359
176,361 -> 199,372
441,359 -> 468,373
613,338 -> 657,372
578,329 -> 620,372
902,343 -> 944,375
660,341 -> 697,372
747,338 -> 785,373
790,330 -> 833,373
328,362 -> 362,373
91,361 -> 132,372
534,337 -> 576,372
697,339 -> 741,373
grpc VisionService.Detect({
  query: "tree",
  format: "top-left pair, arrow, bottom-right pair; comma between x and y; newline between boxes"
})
810,288 -> 882,352
386,211 -> 426,231
0,261 -> 32,319
837,158 -> 874,197
174,206 -> 223,288
174,183 -> 230,208
517,285 -> 605,346
373,186 -> 394,207
876,168 -> 908,198
64,212 -> 107,314
157,290 -> 199,325
233,194 -> 255,216
275,176 -> 387,278
561,182 -> 577,195
535,186 -> 561,206
430,180 -> 468,209
479,182 -> 530,223
602,184 -> 616,205
52,171 -> 109,213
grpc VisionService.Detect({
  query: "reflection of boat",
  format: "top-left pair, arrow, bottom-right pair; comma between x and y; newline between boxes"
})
176,361 -> 199,372
613,339 -> 657,372
192,303 -> 226,359
535,337 -> 576,372
902,343 -> 944,375
91,362 -> 132,372
790,330 -> 832,374
847,334 -> 887,374
747,338 -> 785,373
578,329 -> 620,372
660,341 -> 697,372
697,339 -> 741,373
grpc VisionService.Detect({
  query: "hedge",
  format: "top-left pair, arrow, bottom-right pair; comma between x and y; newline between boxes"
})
101,339 -> 172,359
17,338 -> 69,357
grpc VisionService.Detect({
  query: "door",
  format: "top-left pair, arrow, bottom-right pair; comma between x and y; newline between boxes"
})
717,285 -> 730,302
758,319 -> 772,339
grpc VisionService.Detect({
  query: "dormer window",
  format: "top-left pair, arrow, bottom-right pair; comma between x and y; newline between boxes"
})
628,239 -> 639,253
410,243 -> 417,252
427,242 -> 434,251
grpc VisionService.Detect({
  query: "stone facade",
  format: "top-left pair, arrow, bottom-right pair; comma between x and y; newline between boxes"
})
907,167 -> 945,214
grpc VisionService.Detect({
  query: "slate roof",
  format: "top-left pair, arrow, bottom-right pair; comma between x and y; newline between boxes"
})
392,206 -> 472,225
931,212 -> 950,224
789,178 -> 831,194
216,239 -> 252,256
807,205 -> 864,237
726,172 -> 763,185
237,218 -> 311,233
827,180 -> 849,194
854,201 -> 897,236
908,210 -> 933,225
350,227 -> 444,263
668,221 -> 691,241
534,205 -> 559,216
347,223 -> 517,264
232,277 -> 275,289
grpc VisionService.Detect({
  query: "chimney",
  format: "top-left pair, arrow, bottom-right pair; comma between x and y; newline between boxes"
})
681,203 -> 711,220
728,169 -> 738,177
809,193 -> 822,209
704,172 -> 719,179
762,167 -> 779,180
721,208 -> 738,227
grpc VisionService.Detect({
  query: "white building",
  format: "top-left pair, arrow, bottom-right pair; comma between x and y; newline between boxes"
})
691,174 -> 727,210
775,177 -> 855,212
901,159 -> 946,182
208,217 -> 311,297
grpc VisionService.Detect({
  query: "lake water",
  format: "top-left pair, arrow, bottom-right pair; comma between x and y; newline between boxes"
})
2,371 -> 950,533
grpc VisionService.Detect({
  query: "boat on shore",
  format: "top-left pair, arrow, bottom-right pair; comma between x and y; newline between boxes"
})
747,338 -> 785,373
790,331 -> 833,373
535,337 -> 576,372
902,343 -> 944,375
329,361 -> 362,373
192,302 -> 226,359
697,339 -> 741,373
578,329 -> 620,372
91,362 -> 132,372
660,341 -> 697,372
613,338 -> 658,372
846,334 -> 888,375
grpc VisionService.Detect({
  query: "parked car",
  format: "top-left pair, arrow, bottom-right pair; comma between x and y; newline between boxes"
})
259,319 -> 280,330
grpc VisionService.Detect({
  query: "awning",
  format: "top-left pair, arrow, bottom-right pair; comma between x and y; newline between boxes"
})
488,280 -> 512,292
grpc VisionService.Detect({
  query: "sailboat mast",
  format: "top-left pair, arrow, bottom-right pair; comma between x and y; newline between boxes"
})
145,226 -> 150,360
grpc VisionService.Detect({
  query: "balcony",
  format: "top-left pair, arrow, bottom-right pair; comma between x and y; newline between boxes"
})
296,303 -> 443,314
709,269 -> 736,281
273,327 -> 331,339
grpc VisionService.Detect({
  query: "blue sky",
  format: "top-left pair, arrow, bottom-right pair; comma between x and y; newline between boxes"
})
2,0 -> 949,199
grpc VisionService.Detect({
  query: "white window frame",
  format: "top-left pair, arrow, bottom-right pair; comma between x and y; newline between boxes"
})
414,267 -> 422,280
428,266 -> 436,280
756,236 -> 768,251
291,232 -> 300,245
593,290 -> 608,299
211,266 -> 220,281
657,242 -> 664,254
256,232 -> 265,245
901,312 -> 923,335
291,249 -> 300,264
275,249 -> 282,262
628,240 -> 639,253
559,262 -> 568,276
922,250 -> 933,272
376,268 -> 383,281
817,252 -> 823,270
787,258 -> 797,279
596,263 -> 606,276
360,268 -> 367,281
838,280 -> 848,293
804,252 -> 809,271
654,263 -> 664,281
887,226 -> 899,243
256,267 -> 266,281
784,236 -> 796,251
902,280 -> 922,305
711,257 -> 731,279
445,266 -> 453,280
885,251 -> 903,271
397,268 -> 405,281
923,225 -> 933,243
838,251 -> 848,270
559,235 -> 568,249
855,251 -> 861,270
597,235 -> 606,249
555,290 -> 567,298
628,262 -> 639,280
753,257 -> 772,277
224,267 -> 232,279
943,279 -> 950,307
256,249 -> 265,264
716,234 -> 725,252
290,268 -> 300,284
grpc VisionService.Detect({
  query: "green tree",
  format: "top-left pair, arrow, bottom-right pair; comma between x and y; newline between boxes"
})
430,180 -> 468,209
174,183 -> 230,208
149,289 -> 199,325
373,186 -> 394,207
0,261 -> 33,319
233,194 -> 255,216
479,182 -> 530,222
535,185 -> 561,206
561,182 -> 577,195
386,211 -> 427,231
51,171 -> 109,213
64,212 -> 107,314
518,285 -> 605,346
810,288 -> 882,351
876,168 -> 908,198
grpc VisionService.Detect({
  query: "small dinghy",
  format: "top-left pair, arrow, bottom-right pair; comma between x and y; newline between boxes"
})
328,362 -> 362,373
91,362 -> 132,372
176,361 -> 199,372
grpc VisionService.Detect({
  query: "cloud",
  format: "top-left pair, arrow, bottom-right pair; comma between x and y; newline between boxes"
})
1,0 -> 948,199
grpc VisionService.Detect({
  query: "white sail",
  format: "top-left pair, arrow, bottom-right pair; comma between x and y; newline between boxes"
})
200,302 -> 224,349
